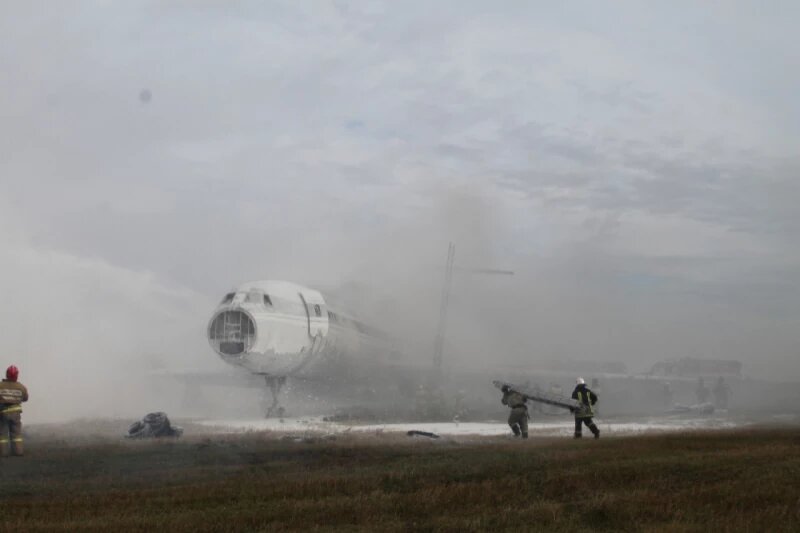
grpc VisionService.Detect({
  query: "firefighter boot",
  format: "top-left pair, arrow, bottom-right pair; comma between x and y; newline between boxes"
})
510,423 -> 521,437
521,431 -> 528,439
0,440 -> 9,457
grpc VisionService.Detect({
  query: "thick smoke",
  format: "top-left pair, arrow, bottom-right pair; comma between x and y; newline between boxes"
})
2,180 -> 799,423
0,204 -> 218,423
2,3 -> 800,423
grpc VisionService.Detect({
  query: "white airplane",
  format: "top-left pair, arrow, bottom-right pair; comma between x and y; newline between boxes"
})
206,280 -> 800,420
207,280 -> 400,416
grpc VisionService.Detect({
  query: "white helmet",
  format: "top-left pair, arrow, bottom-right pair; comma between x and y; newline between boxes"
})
576,377 -> 585,385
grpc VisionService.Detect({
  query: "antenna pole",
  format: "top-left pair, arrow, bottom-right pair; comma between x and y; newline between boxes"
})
433,242 -> 455,376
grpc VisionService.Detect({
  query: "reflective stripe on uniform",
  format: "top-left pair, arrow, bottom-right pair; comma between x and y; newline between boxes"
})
576,391 -> 593,417
12,438 -> 23,443
0,439 -> 8,444
0,405 -> 22,414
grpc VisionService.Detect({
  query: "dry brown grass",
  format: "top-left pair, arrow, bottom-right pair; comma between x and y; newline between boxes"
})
1,428 -> 799,532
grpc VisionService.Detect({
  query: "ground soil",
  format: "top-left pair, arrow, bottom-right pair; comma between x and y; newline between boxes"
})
1,422 -> 799,532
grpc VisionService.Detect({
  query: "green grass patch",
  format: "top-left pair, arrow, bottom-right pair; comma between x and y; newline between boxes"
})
1,429 -> 799,531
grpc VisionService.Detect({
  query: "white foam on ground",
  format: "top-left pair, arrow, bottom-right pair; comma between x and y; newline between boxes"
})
196,416 -> 742,437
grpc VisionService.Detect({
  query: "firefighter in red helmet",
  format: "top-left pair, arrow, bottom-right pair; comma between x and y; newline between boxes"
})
0,365 -> 29,456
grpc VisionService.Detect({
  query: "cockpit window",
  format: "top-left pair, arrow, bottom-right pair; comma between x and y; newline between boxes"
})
221,292 -> 235,304
243,291 -> 273,307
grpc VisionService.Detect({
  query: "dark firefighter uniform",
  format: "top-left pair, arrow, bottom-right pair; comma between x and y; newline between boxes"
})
501,386 -> 529,438
571,381 -> 600,439
0,371 -> 28,456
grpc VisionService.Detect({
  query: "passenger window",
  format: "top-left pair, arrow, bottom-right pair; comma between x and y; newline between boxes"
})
264,294 -> 272,306
314,304 -> 321,317
221,293 -> 235,304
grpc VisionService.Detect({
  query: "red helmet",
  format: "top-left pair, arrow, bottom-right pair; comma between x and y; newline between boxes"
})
6,365 -> 18,381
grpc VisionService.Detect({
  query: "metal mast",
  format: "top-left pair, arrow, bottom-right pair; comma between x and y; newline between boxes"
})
432,242 -> 456,375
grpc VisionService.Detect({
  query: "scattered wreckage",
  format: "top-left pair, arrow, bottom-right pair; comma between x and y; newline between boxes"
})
406,430 -> 440,439
126,412 -> 183,439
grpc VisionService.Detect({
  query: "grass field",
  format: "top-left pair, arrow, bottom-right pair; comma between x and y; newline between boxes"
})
1,427 -> 799,532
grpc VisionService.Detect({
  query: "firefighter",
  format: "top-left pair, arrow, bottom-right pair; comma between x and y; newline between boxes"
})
0,365 -> 29,457
500,384 -> 528,439
571,377 -> 600,439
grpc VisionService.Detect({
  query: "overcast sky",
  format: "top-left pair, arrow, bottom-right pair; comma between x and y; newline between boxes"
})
1,1 -> 799,417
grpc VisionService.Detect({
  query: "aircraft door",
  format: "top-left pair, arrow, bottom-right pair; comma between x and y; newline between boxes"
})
298,290 -> 329,339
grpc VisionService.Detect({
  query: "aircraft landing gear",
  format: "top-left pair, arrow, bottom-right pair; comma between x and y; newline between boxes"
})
263,375 -> 287,418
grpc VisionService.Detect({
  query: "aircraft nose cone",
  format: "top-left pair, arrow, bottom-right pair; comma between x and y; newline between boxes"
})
208,309 -> 257,356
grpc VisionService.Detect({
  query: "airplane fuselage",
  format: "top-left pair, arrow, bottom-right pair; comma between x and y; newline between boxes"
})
207,280 -> 390,378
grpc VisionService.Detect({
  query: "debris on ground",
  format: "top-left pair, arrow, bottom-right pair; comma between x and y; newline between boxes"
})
126,412 -> 183,439
407,430 -> 440,439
